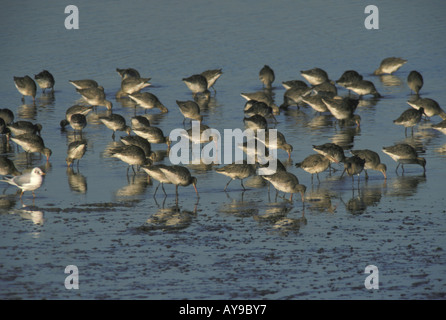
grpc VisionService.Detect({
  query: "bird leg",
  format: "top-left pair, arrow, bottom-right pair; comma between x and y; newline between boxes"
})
224,178 -> 232,191
240,179 -> 246,191
154,182 -> 160,197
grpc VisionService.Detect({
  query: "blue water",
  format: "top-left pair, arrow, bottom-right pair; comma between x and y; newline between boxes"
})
0,0 -> 445,299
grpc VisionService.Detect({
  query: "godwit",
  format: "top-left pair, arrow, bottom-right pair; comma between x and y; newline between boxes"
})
238,139 -> 269,164
340,155 -> 366,183
69,79 -> 99,89
116,77 -> 151,98
255,130 -> 293,160
60,105 -> 93,129
243,114 -> 268,131
64,105 -> 93,121
240,91 -> 280,115
201,68 -> 223,93
176,100 -> 203,123
432,120 -> 446,135
66,140 -> 87,167
335,70 -> 363,88
216,163 -> 257,191
393,107 -> 425,136
281,80 -> 308,90
133,126 -> 171,148
301,91 -> 335,113
181,123 -> 218,162
8,121 -> 42,136
295,154 -> 330,182
159,165 -> 199,199
244,100 -> 277,123
373,57 -> 407,75
344,80 -> 381,98
34,70 -> 55,93
13,76 -> 36,102
76,86 -> 113,110
311,81 -> 338,95
0,167 -> 45,198
262,171 -> 306,202
322,96 -> 361,127
99,113 -> 131,139
350,149 -> 387,179
280,86 -> 310,109
312,143 -> 345,171
10,133 -> 52,162
120,135 -> 154,160
259,65 -> 275,89
182,74 -> 209,97
0,156 -> 21,176
116,67 -> 141,80
69,113 -> 87,137
407,98 -> 446,120
258,158 -> 287,192
407,71 -> 423,95
129,92 -> 168,113
300,67 -> 330,85
141,164 -> 172,196
130,115 -> 151,130
0,108 -> 14,125
109,145 -> 151,174
382,143 -> 426,173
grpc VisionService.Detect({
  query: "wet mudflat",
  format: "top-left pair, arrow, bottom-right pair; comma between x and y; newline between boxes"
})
0,1 -> 445,299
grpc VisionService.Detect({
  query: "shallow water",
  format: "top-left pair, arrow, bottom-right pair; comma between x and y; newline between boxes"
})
0,1 -> 445,300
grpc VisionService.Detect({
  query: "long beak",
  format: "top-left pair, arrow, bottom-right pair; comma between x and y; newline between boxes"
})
193,183 -> 199,198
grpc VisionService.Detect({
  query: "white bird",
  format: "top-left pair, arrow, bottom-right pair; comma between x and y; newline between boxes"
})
1,167 -> 46,198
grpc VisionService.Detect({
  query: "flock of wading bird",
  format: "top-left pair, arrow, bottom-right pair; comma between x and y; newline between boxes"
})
3,57 -> 446,203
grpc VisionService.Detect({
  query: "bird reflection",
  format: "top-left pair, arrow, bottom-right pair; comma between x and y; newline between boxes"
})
305,185 -> 337,214
384,174 -> 426,198
150,150 -> 169,163
378,74 -> 403,87
38,91 -> 55,106
244,175 -> 267,189
271,210 -> 307,235
342,189 -> 367,215
17,103 -> 37,120
341,180 -> 386,215
66,167 -> 87,194
194,91 -> 211,111
434,143 -> 446,155
116,96 -> 138,114
197,93 -> 218,113
357,98 -> 379,108
360,180 -> 385,208
0,194 -> 18,213
139,202 -> 198,232
114,172 -> 149,199
186,159 -> 216,174
252,202 -> 293,223
17,204 -> 44,225
305,114 -> 333,130
218,191 -> 260,218
330,126 -> 361,150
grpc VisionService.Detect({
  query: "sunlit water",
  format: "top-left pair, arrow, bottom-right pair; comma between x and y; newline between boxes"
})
0,1 -> 445,299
